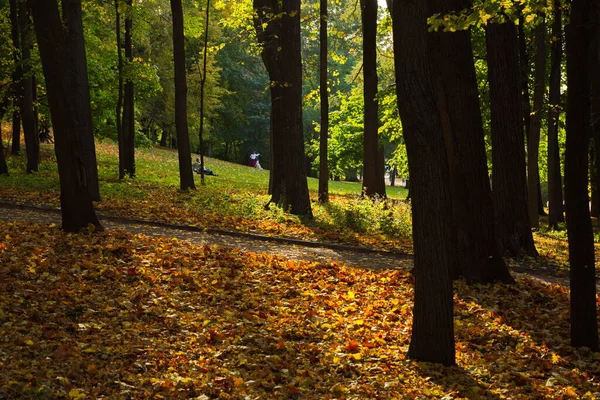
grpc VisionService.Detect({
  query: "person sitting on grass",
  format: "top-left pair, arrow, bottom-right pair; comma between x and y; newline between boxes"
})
192,158 -> 217,176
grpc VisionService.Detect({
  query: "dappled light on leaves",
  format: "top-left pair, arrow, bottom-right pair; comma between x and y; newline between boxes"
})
1,221 -> 599,398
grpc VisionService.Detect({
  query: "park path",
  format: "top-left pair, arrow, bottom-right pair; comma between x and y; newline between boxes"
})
0,202 -> 413,271
0,202 -> 578,288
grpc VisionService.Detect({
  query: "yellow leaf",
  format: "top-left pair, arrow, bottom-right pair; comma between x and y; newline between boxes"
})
351,353 -> 362,360
551,353 -> 560,364
68,389 -> 87,400
347,291 -> 355,300
25,340 -> 34,346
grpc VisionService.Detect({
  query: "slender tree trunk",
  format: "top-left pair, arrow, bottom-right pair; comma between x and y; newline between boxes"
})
121,0 -> 135,178
0,132 -> 7,175
170,0 -> 196,191
318,0 -> 329,203
9,0 -> 21,156
114,0 -> 125,179
527,20 -> 546,228
428,0 -> 513,284
361,0 -> 386,198
392,0 -> 455,366
18,1 -> 39,173
198,0 -> 211,186
486,22 -> 538,257
565,0 -> 598,351
31,0 -> 102,232
548,0 -> 564,229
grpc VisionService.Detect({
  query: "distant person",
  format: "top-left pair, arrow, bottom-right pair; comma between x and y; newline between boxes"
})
192,157 -> 217,176
250,152 -> 260,168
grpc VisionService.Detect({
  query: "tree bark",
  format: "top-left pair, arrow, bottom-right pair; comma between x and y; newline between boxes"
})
254,0 -> 312,216
9,0 -> 21,156
318,0 -> 329,203
391,0 -> 455,366
18,0 -> 39,173
565,0 -> 599,351
427,0 -> 512,284
527,20 -> 546,229
548,0 -> 564,229
198,0 -> 211,186
114,0 -> 124,179
121,0 -> 135,178
592,0 -> 600,221
361,0 -> 386,198
170,0 -> 196,191
31,0 -> 103,232
486,22 -> 537,257
62,0 -> 101,201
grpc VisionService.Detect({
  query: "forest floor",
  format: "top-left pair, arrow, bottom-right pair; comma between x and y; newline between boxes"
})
1,202 -> 600,399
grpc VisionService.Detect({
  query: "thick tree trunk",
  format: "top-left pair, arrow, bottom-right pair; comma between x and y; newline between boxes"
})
428,0 -> 512,284
31,0 -> 102,232
121,0 -> 135,178
62,0 -> 101,201
592,0 -> 600,220
565,0 -> 598,351
527,21 -> 546,228
318,0 -> 329,203
392,0 -> 455,366
548,0 -> 564,229
254,0 -> 312,216
9,0 -> 21,156
18,1 -> 39,173
361,0 -> 386,198
486,22 -> 537,257
170,0 -> 196,191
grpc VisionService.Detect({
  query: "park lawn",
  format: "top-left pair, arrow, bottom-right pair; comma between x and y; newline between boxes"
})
1,220 -> 599,399
0,141 -> 413,252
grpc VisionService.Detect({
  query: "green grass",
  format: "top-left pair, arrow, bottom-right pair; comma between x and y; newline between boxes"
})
1,141 -> 412,250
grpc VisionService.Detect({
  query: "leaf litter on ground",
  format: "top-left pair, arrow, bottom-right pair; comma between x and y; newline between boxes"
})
1,221 -> 599,399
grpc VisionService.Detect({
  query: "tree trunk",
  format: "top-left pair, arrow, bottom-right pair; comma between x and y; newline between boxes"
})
565,0 -> 599,351
254,0 -> 312,216
318,0 -> 329,203
0,132 -> 7,175
62,0 -> 101,201
120,0 -> 135,178
198,0 -> 211,186
18,1 -> 39,173
391,0 -> 455,366
31,0 -> 103,232
518,13 -> 532,152
486,22 -> 538,257
9,0 -> 21,156
527,21 -> 546,228
170,0 -> 195,191
592,0 -> 600,221
427,0 -> 513,284
114,0 -> 125,179
548,0 -> 564,229
361,0 -> 386,198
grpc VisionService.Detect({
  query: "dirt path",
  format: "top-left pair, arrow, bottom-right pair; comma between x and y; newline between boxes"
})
0,202 -> 578,288
0,202 -> 413,271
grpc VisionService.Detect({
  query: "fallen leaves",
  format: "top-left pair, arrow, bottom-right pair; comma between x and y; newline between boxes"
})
0,220 -> 599,399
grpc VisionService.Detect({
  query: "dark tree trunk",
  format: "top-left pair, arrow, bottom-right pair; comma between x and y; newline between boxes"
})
0,133 -> 7,175
318,0 -> 329,203
527,21 -> 546,228
591,144 -> 599,217
592,0 -> 600,221
170,0 -> 196,191
31,0 -> 102,232
361,0 -> 385,198
427,0 -> 512,284
565,0 -> 599,351
391,0 -> 455,366
114,0 -> 124,179
254,0 -> 312,216
548,0 -> 564,229
486,22 -> 537,257
62,0 -> 101,201
9,0 -> 21,156
198,0 -> 211,186
518,13 -> 532,152
18,1 -> 39,173
121,0 -> 135,178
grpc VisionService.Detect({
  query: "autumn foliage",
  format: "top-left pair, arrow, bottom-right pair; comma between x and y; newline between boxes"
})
1,220 -> 599,399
